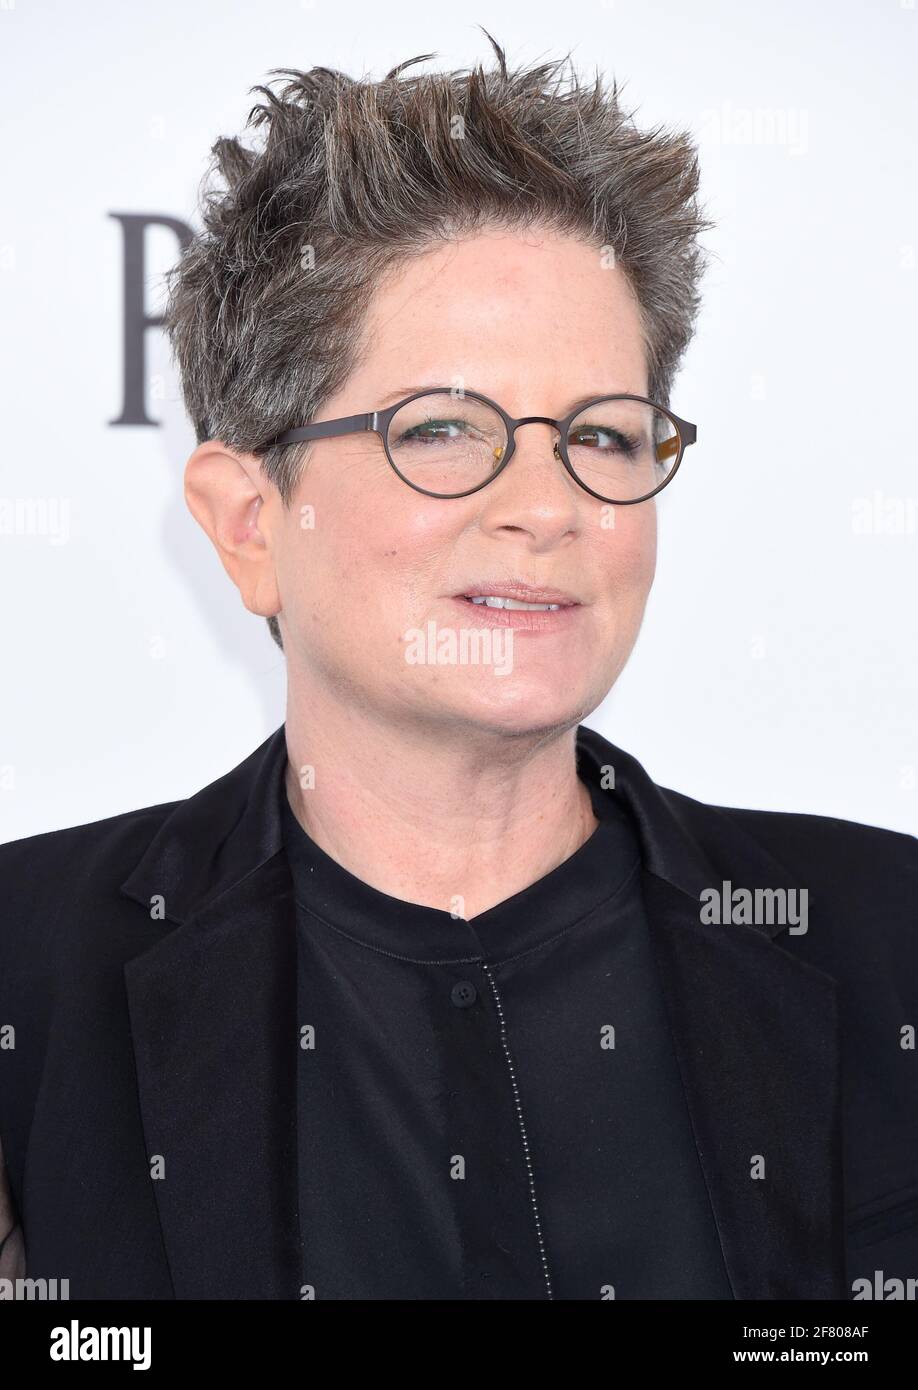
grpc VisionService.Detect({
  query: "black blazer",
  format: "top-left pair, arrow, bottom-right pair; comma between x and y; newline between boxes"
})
1,722 -> 916,1300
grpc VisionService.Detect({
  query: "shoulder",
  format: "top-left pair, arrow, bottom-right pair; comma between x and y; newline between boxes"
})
0,800 -> 180,969
0,798 -> 179,878
672,789 -> 917,886
666,787 -> 918,981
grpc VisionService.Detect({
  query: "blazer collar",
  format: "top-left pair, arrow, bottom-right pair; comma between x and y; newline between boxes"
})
120,722 -> 845,1300
121,720 -> 803,928
121,724 -> 291,926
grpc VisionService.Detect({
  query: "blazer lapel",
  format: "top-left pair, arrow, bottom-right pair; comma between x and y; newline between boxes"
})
123,853 -> 301,1299
121,727 -> 301,1299
577,725 -> 846,1299
642,870 -> 846,1299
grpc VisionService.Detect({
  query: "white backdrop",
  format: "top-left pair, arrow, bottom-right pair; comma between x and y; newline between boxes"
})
1,0 -> 915,842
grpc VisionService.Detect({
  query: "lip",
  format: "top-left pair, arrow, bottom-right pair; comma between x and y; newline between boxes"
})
447,581 -> 584,633
452,581 -> 582,606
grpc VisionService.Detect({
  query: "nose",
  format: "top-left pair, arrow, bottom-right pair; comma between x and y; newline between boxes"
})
493,431 -> 562,468
477,418 -> 581,541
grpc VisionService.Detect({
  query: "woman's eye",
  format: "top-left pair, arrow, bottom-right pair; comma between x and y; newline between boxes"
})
403,419 -> 469,442
570,427 -> 641,454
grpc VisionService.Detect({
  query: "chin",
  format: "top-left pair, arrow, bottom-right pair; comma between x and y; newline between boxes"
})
446,677 -> 597,740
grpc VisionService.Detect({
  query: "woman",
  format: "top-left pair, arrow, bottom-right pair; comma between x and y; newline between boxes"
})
1,34 -> 916,1302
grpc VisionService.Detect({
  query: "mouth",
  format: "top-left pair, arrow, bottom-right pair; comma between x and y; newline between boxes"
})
453,583 -> 582,612
447,581 -> 584,632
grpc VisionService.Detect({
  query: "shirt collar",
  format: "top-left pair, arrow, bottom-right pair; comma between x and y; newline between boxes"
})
280,757 -> 642,963
121,721 -> 798,930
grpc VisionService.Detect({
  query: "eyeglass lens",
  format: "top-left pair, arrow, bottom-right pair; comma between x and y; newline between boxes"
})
385,392 -> 681,501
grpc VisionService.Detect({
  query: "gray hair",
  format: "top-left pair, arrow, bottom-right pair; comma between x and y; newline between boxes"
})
164,30 -> 712,651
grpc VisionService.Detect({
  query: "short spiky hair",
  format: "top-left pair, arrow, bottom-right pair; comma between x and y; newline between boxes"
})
164,30 -> 712,651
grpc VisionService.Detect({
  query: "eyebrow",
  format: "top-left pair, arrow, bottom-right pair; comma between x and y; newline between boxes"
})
375,385 -> 630,413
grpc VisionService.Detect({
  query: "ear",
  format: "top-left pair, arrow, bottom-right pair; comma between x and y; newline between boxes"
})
183,440 -> 282,620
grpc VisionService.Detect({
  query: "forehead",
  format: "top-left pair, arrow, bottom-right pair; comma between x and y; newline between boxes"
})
357,230 -> 647,394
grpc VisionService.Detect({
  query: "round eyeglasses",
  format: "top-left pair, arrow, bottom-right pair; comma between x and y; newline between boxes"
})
266,388 -> 697,504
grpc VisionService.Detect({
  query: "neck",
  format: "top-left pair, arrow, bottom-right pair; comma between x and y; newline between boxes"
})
282,678 -> 599,921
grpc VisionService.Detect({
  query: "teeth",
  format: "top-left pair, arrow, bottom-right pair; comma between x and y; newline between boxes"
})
467,595 -> 562,611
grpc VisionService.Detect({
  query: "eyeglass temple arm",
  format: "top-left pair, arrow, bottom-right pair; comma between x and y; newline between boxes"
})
656,418 -> 697,462
270,413 -> 376,447
272,406 -> 697,455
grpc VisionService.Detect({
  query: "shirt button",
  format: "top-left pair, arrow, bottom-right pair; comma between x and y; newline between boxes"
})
450,980 -> 478,1008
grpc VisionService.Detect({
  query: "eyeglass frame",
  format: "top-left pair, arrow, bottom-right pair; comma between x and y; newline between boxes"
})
265,388 -> 698,504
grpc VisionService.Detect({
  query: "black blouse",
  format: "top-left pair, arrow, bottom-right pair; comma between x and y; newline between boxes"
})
282,745 -> 733,1300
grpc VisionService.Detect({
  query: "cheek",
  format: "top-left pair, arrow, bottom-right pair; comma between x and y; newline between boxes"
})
366,500 -> 469,610
599,506 -> 657,594
283,489 -> 456,624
